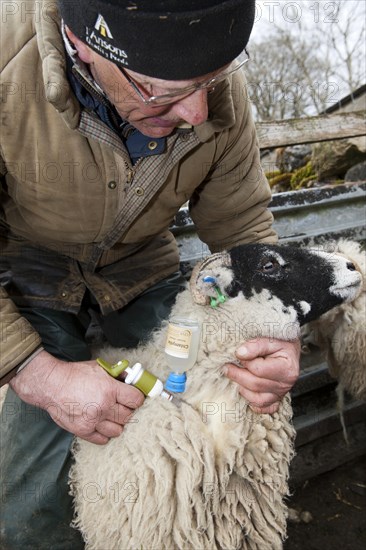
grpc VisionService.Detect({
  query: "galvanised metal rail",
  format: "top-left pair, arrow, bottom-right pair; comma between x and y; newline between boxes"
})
172,182 -> 366,272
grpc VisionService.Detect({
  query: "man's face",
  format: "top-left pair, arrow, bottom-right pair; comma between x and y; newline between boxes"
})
79,43 -> 214,138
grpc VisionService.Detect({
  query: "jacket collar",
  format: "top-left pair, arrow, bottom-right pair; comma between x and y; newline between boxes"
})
195,78 -> 236,142
35,0 -> 236,140
35,1 -> 81,129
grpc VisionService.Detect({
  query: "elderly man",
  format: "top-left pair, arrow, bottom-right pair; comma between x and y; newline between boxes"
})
0,0 -> 300,547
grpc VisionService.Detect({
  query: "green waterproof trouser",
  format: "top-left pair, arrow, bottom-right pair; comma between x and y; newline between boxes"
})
0,273 -> 186,549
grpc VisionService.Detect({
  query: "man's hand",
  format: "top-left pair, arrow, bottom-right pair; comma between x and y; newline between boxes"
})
224,338 -> 301,414
10,350 -> 144,444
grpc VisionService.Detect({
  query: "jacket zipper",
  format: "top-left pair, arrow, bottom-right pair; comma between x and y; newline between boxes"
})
124,157 -> 144,187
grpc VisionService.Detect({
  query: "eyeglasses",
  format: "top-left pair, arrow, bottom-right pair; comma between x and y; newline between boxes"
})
119,49 -> 250,106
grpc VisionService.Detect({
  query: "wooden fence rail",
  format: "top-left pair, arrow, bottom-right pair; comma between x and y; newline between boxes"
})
256,110 -> 366,148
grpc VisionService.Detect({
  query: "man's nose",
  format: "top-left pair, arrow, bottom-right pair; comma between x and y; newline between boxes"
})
170,89 -> 209,126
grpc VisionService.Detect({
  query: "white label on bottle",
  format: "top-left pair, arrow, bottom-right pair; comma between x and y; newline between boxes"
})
165,324 -> 192,359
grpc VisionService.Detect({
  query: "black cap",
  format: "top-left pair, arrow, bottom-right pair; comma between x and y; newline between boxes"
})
58,0 -> 255,80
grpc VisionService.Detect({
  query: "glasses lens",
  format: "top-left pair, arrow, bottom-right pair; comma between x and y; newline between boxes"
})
148,49 -> 249,105
149,92 -> 192,106
124,49 -> 249,106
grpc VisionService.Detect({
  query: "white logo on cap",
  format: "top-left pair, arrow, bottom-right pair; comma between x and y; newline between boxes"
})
86,14 -> 128,65
94,14 -> 113,39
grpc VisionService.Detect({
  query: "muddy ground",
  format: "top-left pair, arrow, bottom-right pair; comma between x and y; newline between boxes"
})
284,455 -> 366,550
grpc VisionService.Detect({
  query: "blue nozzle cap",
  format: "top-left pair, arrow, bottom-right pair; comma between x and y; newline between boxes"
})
165,372 -> 187,393
203,276 -> 217,284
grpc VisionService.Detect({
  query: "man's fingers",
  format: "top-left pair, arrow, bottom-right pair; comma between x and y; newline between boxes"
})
225,363 -> 288,396
224,339 -> 301,415
236,338 -> 301,362
96,420 -> 124,439
82,432 -> 110,445
226,359 -> 297,397
249,402 -> 280,415
240,356 -> 280,379
106,403 -> 136,425
235,339 -> 283,360
237,385 -> 280,410
231,355 -> 299,387
115,381 -> 145,409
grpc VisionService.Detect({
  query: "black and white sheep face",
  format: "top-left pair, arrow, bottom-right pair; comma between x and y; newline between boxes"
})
195,244 -> 362,326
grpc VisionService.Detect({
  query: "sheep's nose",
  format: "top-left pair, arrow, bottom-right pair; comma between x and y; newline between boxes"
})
347,261 -> 356,271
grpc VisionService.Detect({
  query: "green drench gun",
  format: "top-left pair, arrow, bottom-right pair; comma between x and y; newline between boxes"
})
96,358 -> 190,408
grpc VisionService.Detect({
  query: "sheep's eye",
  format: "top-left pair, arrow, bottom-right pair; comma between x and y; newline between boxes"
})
261,260 -> 279,273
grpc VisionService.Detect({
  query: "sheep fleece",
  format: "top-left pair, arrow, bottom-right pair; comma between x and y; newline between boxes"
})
69,291 -> 295,550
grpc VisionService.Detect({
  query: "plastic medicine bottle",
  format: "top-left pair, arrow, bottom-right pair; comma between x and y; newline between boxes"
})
164,318 -> 200,392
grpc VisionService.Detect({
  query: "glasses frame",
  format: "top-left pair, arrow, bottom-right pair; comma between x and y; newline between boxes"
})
119,49 -> 250,106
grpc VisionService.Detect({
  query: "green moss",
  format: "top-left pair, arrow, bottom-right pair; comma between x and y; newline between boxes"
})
265,169 -> 281,180
268,173 -> 292,189
290,161 -> 316,190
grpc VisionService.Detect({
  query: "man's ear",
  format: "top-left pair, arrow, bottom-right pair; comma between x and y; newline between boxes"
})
64,26 -> 93,64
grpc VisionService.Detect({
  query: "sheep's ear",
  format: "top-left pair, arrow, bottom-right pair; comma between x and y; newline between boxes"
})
190,252 -> 232,306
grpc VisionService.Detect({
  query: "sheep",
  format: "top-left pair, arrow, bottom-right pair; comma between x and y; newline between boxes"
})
302,240 -> 366,402
69,242 -> 362,550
